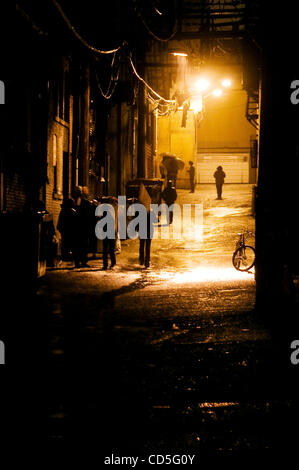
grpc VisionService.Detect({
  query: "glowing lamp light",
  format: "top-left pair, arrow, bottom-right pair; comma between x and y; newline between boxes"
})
190,97 -> 203,113
221,78 -> 232,88
172,52 -> 188,57
212,88 -> 223,97
196,78 -> 210,92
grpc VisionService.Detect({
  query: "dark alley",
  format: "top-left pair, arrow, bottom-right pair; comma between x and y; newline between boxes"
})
1,1 -> 299,465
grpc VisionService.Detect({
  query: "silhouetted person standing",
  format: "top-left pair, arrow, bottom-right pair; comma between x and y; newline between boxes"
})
187,161 -> 195,193
72,186 -> 91,267
214,166 -> 226,200
57,198 -> 77,261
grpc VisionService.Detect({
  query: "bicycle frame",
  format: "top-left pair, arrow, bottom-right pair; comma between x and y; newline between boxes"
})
232,231 -> 255,272
236,233 -> 245,250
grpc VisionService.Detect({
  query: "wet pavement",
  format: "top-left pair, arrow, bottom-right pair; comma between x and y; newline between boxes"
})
39,185 -> 298,463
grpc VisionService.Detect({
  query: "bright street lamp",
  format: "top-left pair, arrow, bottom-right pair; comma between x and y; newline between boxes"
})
212,88 -> 223,97
221,78 -> 232,88
172,52 -> 188,57
190,96 -> 203,113
196,78 -> 210,92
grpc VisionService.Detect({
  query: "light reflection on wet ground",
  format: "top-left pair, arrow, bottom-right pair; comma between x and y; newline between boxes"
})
152,266 -> 254,283
44,185 -> 297,459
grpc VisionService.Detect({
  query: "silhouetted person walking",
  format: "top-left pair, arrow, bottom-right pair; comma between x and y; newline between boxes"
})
214,166 -> 226,200
139,211 -> 156,268
102,197 -> 118,270
187,161 -> 195,193
137,183 -> 156,268
161,180 -> 177,224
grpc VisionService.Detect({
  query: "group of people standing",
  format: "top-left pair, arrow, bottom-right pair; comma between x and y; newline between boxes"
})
57,186 -> 93,268
56,162 -> 226,271
57,187 -> 119,270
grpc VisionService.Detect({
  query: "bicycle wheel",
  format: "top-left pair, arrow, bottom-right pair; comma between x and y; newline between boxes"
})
232,245 -> 255,271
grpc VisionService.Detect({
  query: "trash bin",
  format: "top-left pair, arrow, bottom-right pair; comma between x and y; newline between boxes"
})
125,178 -> 164,232
126,178 -> 164,205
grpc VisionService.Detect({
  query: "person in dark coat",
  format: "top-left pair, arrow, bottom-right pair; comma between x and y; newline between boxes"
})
72,186 -> 91,267
136,183 -> 157,268
36,201 -> 58,267
213,166 -> 226,200
90,198 -> 100,259
139,210 -> 156,268
57,198 -> 77,261
161,180 -> 177,225
101,196 -> 118,270
187,161 -> 195,193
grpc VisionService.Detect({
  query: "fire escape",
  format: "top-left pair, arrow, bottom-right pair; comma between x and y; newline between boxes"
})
141,0 -> 261,127
180,0 -> 262,131
246,89 -> 259,130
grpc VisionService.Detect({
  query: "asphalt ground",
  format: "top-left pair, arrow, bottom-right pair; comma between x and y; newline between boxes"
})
30,184 -> 298,463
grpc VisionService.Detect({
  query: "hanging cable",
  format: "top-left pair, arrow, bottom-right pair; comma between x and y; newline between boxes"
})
52,0 -> 124,54
16,3 -> 49,37
147,92 -> 177,116
95,69 -> 119,100
129,56 -> 176,105
133,0 -> 178,42
93,52 -> 120,100
51,0 -> 177,107
136,12 -> 178,42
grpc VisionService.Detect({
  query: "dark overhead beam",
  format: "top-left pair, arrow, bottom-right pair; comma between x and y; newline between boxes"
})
144,63 -> 178,67
175,31 -> 245,40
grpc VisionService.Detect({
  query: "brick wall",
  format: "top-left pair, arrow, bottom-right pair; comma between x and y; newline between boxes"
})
4,173 -> 26,212
46,118 -> 70,232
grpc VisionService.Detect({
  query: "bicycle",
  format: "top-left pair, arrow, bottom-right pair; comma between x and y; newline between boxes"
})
232,231 -> 255,272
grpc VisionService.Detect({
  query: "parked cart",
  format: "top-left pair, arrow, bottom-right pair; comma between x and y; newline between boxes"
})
126,178 -> 164,205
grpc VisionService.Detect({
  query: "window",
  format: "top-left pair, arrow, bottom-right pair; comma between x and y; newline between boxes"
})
53,58 -> 70,123
52,134 -> 63,198
53,134 -> 57,193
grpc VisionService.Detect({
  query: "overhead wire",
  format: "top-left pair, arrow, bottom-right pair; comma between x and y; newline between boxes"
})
22,0 -> 179,109
137,13 -> 178,42
133,1 -> 178,42
147,92 -> 177,116
51,0 -> 124,54
94,52 -> 120,100
95,71 -> 119,100
129,56 -> 176,105
16,3 -> 49,37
